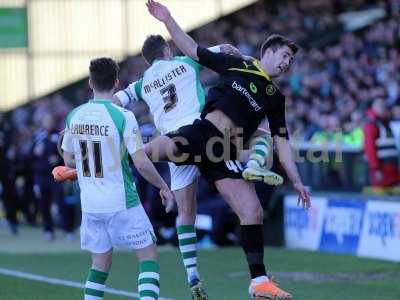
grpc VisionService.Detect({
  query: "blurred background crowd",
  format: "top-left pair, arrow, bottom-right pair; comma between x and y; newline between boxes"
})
1,0 -> 399,244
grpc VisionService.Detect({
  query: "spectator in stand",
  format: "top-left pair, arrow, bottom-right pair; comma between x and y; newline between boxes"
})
364,98 -> 400,187
343,110 -> 364,147
311,114 -> 343,144
0,113 -> 19,235
32,113 -> 64,240
390,104 -> 400,156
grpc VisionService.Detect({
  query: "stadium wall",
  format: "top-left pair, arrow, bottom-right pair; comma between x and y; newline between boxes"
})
0,0 -> 257,111
284,194 -> 400,262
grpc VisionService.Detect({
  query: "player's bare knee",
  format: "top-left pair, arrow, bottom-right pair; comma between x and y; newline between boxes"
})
146,136 -> 179,162
239,205 -> 263,224
174,183 -> 197,224
143,144 -> 153,158
92,250 -> 113,272
177,197 -> 196,213
254,206 -> 264,223
177,209 -> 196,224
176,200 -> 196,224
136,244 -> 158,262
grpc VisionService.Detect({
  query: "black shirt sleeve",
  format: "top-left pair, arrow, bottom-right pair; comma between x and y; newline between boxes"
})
196,46 -> 242,74
266,98 -> 289,139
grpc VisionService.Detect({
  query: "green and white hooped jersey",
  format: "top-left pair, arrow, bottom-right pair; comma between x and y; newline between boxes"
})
61,99 -> 143,213
115,47 -> 220,134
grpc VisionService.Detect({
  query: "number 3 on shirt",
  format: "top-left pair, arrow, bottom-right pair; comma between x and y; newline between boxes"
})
160,84 -> 178,112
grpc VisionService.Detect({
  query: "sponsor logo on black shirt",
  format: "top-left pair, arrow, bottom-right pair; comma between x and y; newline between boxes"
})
231,81 -> 262,112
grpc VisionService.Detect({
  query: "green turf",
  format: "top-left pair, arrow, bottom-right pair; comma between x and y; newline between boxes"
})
0,247 -> 399,300
0,275 -> 88,300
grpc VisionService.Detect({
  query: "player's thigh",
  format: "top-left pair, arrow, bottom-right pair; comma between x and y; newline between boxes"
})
144,135 -> 179,162
166,120 -> 216,165
215,178 -> 263,225
173,180 -> 198,213
91,249 -> 113,272
81,212 -> 113,254
108,206 -> 157,250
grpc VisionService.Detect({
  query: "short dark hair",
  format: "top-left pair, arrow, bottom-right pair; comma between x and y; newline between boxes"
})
260,34 -> 298,57
142,35 -> 168,64
89,57 -> 119,92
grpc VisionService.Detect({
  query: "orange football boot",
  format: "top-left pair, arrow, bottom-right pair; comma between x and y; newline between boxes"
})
249,277 -> 292,300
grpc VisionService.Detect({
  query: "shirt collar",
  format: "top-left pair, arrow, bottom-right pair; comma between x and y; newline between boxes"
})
89,99 -> 112,104
252,60 -> 272,81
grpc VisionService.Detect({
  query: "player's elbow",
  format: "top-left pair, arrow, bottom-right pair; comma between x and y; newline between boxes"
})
63,152 -> 76,168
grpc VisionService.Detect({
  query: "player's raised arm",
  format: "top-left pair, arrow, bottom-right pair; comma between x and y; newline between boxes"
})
146,0 -> 199,60
147,1 -> 244,73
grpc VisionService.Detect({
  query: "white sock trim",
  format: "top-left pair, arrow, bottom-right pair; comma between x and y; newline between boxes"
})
178,232 -> 196,240
179,244 -> 197,253
138,283 -> 160,294
85,281 -> 105,292
138,272 -> 160,281
251,275 -> 269,284
84,295 -> 103,300
183,257 -> 197,266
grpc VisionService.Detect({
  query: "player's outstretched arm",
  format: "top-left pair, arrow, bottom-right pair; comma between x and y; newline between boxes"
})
147,0 -> 199,60
274,136 -> 311,209
131,149 -> 175,212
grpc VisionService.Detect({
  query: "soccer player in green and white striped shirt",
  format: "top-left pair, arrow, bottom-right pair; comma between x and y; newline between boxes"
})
62,58 -> 174,300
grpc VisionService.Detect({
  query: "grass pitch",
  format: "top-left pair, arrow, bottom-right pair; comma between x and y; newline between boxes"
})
0,226 -> 399,300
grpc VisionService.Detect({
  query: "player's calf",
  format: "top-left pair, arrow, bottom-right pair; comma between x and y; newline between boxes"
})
138,260 -> 160,300
84,268 -> 108,300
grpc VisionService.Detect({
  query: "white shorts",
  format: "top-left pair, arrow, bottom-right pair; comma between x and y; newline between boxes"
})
168,163 -> 199,191
80,205 -> 156,253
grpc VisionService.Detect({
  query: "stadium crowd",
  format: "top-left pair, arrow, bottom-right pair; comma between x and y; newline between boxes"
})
1,0 -> 399,240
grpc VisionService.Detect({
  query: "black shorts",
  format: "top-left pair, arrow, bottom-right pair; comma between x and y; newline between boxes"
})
166,119 -> 244,183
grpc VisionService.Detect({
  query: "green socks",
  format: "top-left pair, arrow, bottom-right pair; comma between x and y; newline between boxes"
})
138,260 -> 160,299
177,225 -> 200,282
84,268 -> 108,300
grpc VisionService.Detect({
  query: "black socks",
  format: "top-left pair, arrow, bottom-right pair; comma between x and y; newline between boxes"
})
240,224 -> 266,279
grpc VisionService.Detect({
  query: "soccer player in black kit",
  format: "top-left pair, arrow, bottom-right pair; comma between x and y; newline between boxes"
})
146,1 -> 311,299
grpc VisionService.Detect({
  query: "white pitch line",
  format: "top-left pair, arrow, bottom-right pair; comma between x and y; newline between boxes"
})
0,267 -> 174,300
